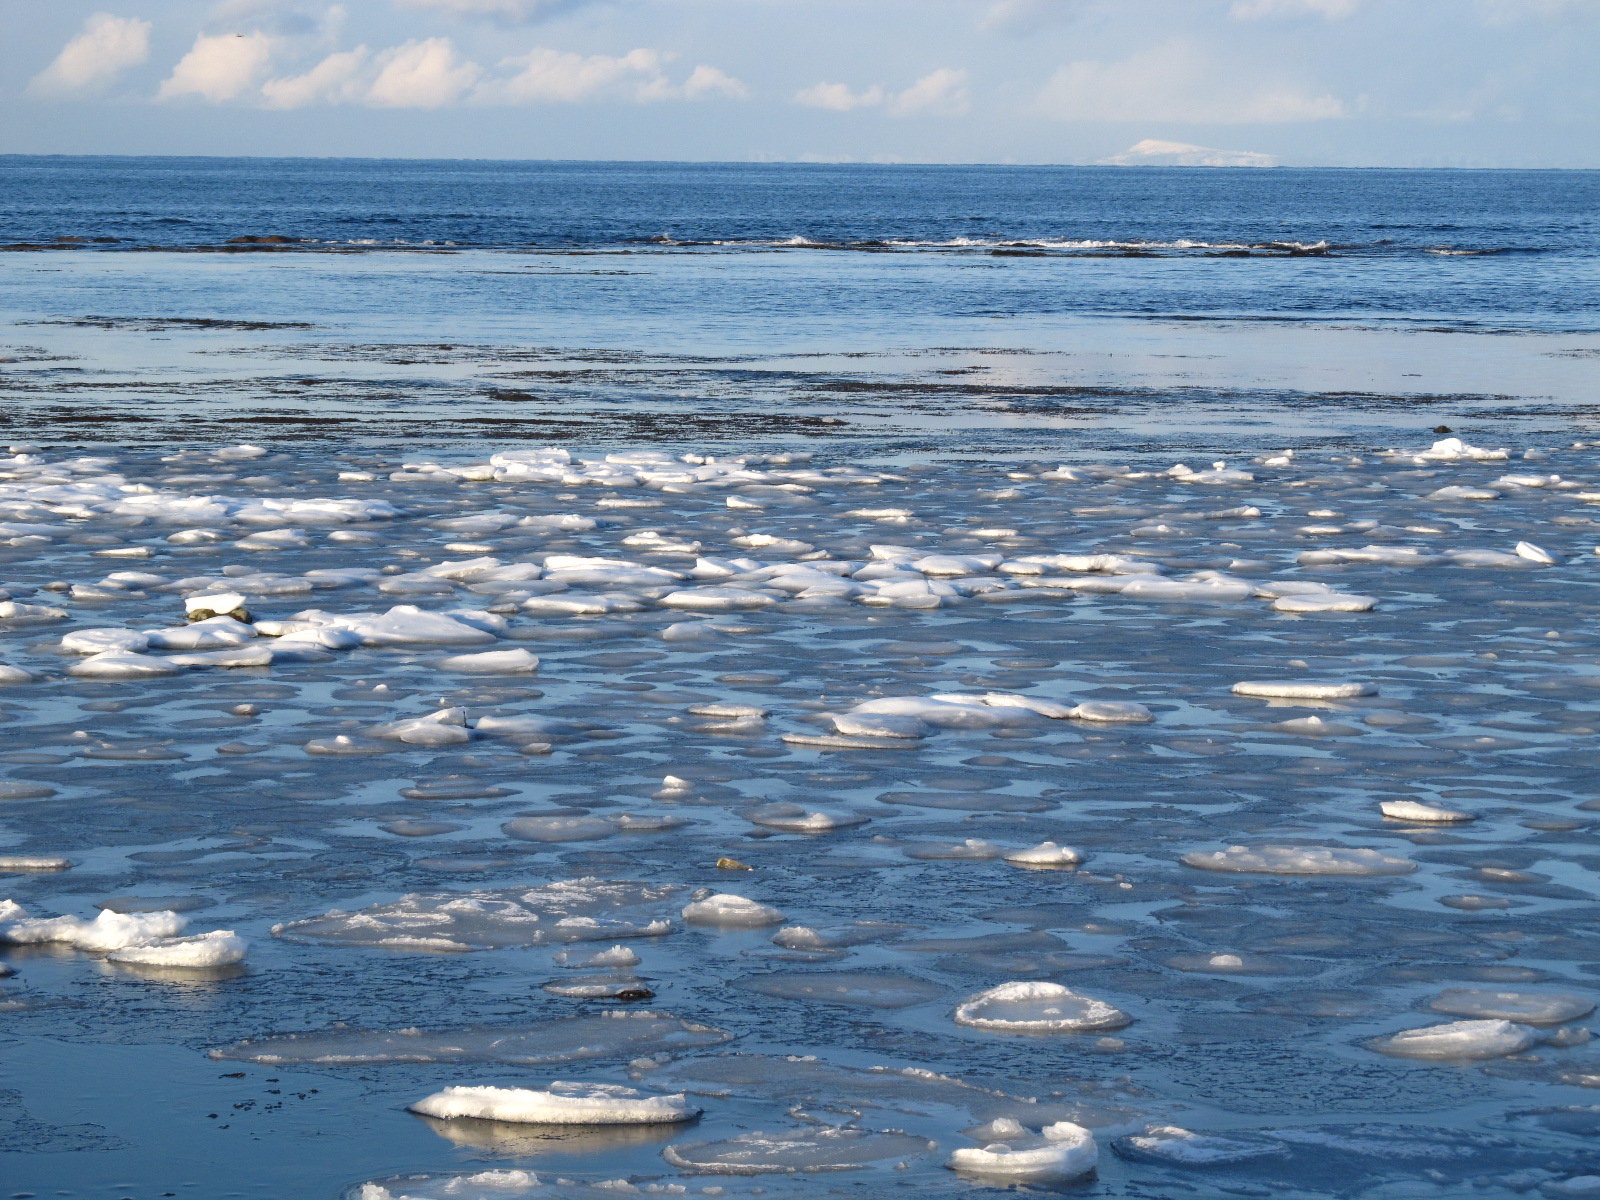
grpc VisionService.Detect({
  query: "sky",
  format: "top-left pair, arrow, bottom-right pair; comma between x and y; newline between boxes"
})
2,0 -> 1597,166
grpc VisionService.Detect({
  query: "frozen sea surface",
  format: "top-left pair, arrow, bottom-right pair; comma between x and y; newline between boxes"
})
3,434 -> 1600,1197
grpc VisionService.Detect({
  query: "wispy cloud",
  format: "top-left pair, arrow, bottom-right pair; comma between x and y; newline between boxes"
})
1037,41 -> 1346,123
392,0 -> 600,24
251,38 -> 746,108
28,13 -> 152,97
795,69 -> 969,117
1230,0 -> 1362,18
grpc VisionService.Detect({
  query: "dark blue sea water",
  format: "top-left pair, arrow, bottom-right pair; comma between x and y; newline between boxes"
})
0,158 -> 1596,453
3,157 -> 1598,329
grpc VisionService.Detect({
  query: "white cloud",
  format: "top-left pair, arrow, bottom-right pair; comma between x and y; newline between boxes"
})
888,68 -> 970,116
1036,41 -> 1347,123
982,0 -> 1096,34
158,31 -> 276,102
675,64 -> 749,101
29,13 -> 152,97
794,81 -> 886,112
794,69 -> 969,117
488,46 -> 660,102
1230,0 -> 1362,16
1099,138 -> 1278,166
483,48 -> 745,104
261,46 -> 370,108
394,0 -> 596,22
367,37 -> 482,107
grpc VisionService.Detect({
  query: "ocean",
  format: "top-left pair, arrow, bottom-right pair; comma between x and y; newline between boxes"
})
2,159 -> 1600,1200
1,158 -> 1597,452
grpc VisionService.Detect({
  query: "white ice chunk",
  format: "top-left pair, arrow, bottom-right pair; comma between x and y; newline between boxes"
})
1182,844 -> 1415,876
949,1120 -> 1098,1183
1003,841 -> 1083,868
184,590 -> 247,616
108,930 -> 247,968
1069,701 -> 1152,723
1232,680 -> 1376,699
2,908 -> 186,951
1369,1019 -> 1542,1060
1410,437 -> 1508,462
438,649 -> 540,674
1272,593 -> 1377,613
1381,799 -> 1474,823
408,1082 -> 698,1125
67,651 -> 182,679
954,982 -> 1131,1033
60,628 -> 151,655
682,893 -> 785,928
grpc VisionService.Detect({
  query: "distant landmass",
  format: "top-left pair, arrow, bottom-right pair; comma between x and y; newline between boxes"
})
1099,138 -> 1278,167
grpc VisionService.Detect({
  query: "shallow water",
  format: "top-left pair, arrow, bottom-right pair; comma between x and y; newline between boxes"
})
3,433 -> 1600,1198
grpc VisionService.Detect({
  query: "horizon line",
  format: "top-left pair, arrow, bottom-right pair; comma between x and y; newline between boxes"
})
0,152 -> 1596,172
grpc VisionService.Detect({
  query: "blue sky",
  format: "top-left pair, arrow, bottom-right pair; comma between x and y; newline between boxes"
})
3,0 -> 1596,166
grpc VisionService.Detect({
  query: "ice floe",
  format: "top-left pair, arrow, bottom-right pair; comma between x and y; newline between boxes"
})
213,1012 -> 730,1065
954,982 -> 1131,1033
408,1082 -> 699,1125
663,1126 -> 934,1173
949,1119 -> 1098,1182
1182,844 -> 1416,876
682,893 -> 785,928
274,880 -> 682,950
1369,1019 -> 1544,1060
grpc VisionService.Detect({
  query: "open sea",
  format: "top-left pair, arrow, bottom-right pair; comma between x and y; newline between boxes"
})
3,159 -> 1600,1200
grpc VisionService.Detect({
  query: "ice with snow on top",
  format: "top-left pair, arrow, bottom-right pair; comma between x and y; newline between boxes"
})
1183,844 -> 1415,876
408,1081 -> 699,1125
1069,700 -> 1153,723
954,981 -> 1131,1033
682,893 -> 785,927
274,879 -> 681,950
1273,592 -> 1377,613
67,651 -> 182,680
1004,841 -> 1083,868
0,856 -> 72,873
949,1119 -> 1098,1182
184,591 -> 248,617
1369,1018 -> 1543,1060
1232,679 -> 1375,699
553,944 -> 640,969
109,929 -> 247,968
2,908 -> 186,951
743,803 -> 868,833
1381,799 -> 1474,823
1408,437 -> 1509,462
437,648 -> 539,674
847,692 -> 1080,732
297,605 -> 502,646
